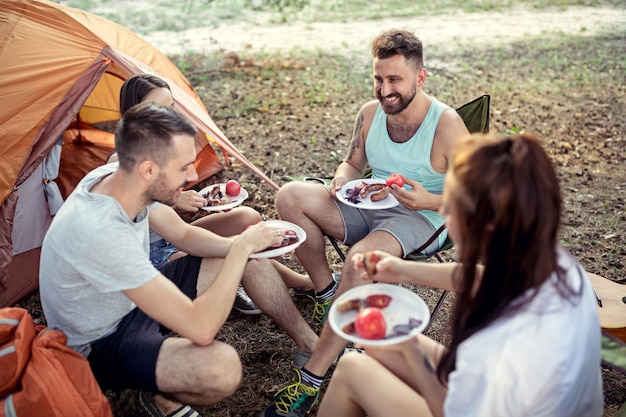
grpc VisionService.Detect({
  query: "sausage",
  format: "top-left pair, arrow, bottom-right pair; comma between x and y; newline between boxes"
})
370,186 -> 389,201
359,183 -> 386,198
336,298 -> 363,313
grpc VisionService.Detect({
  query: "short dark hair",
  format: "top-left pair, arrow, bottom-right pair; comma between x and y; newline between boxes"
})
371,29 -> 423,69
114,102 -> 197,172
119,74 -> 171,115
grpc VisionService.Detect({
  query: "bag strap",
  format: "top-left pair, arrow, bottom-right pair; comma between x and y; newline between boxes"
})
413,224 -> 447,254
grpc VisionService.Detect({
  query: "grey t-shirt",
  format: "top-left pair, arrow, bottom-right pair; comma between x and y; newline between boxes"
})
40,163 -> 159,351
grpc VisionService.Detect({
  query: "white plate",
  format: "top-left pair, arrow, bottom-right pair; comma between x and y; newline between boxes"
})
337,179 -> 399,210
249,220 -> 307,259
199,183 -> 248,211
328,283 -> 430,347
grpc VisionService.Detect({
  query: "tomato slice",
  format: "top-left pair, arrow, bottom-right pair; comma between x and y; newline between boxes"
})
365,294 -> 392,309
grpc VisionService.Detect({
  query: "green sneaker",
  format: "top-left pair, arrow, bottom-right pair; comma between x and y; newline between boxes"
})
259,369 -> 319,417
311,296 -> 333,334
311,274 -> 340,333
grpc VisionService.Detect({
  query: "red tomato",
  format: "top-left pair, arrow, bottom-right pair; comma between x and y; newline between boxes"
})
365,294 -> 392,309
385,173 -> 405,188
225,180 -> 241,196
354,307 -> 387,339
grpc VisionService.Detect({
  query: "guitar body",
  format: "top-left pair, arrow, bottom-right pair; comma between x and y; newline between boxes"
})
589,273 -> 626,343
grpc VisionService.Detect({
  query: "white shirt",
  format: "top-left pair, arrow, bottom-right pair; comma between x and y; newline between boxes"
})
444,249 -> 603,417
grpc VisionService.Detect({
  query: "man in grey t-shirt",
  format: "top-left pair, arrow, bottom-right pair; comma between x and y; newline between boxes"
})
40,102 -> 317,417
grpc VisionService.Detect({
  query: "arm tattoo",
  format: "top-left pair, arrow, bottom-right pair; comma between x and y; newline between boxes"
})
347,112 -> 364,161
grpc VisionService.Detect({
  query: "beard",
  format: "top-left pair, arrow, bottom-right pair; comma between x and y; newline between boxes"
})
145,172 -> 182,207
376,84 -> 417,116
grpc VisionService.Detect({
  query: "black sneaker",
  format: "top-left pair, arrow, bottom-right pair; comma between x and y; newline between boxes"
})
293,272 -> 340,298
258,368 -> 319,417
233,286 -> 262,315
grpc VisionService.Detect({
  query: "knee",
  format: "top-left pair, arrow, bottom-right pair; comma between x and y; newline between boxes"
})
275,182 -> 308,215
237,206 -> 262,225
333,351 -> 367,382
342,249 -> 369,284
200,343 -> 242,400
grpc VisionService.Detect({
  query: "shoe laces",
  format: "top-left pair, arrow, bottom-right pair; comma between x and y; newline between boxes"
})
274,369 -> 318,415
236,286 -> 253,303
312,297 -> 333,334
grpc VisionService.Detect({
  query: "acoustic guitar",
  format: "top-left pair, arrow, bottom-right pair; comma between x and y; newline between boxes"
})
589,273 -> 626,343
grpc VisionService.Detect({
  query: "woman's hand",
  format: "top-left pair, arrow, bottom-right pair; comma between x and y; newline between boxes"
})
351,250 -> 405,284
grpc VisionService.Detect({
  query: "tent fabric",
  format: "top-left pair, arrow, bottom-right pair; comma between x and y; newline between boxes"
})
0,0 -> 278,307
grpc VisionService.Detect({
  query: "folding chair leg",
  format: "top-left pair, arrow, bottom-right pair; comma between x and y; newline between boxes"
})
329,236 -> 346,262
424,290 -> 447,333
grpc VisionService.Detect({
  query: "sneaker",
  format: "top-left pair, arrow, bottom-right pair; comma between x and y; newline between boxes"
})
233,286 -> 262,315
336,346 -> 366,362
292,287 -> 315,298
311,296 -> 332,334
293,272 -> 340,298
259,369 -> 319,417
139,391 -> 204,417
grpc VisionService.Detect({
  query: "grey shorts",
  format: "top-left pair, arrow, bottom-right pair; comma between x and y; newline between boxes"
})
334,200 -> 442,257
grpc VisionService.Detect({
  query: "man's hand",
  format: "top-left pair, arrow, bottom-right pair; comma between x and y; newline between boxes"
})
233,222 -> 288,256
329,175 -> 349,199
388,177 -> 440,211
173,190 -> 207,212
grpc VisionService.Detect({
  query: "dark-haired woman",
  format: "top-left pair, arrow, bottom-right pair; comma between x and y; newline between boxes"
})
317,133 -> 602,417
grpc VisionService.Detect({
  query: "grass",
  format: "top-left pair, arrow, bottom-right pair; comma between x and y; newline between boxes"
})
60,0 -> 623,35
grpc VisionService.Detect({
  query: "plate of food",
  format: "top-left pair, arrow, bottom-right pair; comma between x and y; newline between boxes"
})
328,283 -> 430,347
337,179 -> 399,210
199,180 -> 248,212
249,220 -> 307,259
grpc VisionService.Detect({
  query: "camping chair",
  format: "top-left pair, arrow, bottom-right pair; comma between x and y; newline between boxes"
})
282,95 -> 491,331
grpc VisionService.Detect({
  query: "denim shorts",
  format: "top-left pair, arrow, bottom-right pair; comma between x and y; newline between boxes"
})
149,238 -> 179,268
86,255 -> 202,392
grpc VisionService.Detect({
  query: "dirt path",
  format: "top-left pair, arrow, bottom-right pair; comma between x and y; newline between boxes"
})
145,5 -> 625,57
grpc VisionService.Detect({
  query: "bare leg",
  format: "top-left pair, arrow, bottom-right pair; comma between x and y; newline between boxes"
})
150,254 -> 317,412
241,259 -> 318,353
272,259 -> 313,290
151,338 -> 242,413
302,230 -> 403,377
150,255 -> 244,413
317,352 -> 433,417
190,206 -> 261,235
275,182 -> 346,293
365,334 -> 446,393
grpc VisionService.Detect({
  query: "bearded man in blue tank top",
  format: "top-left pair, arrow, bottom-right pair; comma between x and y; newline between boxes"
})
261,29 -> 470,417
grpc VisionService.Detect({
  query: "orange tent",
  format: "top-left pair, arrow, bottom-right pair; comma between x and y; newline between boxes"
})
0,0 -> 279,307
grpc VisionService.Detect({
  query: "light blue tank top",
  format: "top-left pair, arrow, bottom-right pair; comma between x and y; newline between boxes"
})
365,98 -> 451,245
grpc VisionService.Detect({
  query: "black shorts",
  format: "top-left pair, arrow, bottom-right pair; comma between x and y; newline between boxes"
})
87,255 -> 202,392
